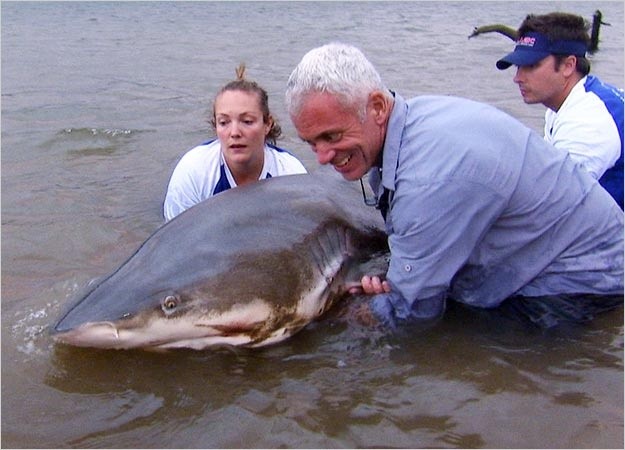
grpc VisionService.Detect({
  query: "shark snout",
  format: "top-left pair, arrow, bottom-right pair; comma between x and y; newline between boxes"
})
53,321 -> 121,348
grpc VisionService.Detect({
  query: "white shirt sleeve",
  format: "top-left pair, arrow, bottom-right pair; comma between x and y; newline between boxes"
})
163,142 -> 221,221
544,84 -> 621,179
163,154 -> 203,221
266,145 -> 308,176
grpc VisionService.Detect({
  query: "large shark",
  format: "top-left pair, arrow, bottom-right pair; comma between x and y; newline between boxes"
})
52,169 -> 389,350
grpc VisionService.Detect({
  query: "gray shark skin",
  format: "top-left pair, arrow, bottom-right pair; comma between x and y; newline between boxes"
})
52,169 -> 389,350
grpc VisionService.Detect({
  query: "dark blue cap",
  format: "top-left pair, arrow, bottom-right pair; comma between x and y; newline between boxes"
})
496,32 -> 587,70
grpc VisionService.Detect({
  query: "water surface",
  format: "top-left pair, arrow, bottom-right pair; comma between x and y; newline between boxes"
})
2,1 -> 623,448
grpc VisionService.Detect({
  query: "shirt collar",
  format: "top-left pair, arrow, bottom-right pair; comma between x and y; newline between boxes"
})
381,91 -> 407,191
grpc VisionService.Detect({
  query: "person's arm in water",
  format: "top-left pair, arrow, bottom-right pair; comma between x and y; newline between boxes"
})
350,275 -> 445,328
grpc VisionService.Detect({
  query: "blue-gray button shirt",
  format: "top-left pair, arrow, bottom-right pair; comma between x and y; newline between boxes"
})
369,93 -> 624,326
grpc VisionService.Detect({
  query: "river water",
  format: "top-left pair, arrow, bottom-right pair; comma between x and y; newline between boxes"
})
2,1 -> 623,448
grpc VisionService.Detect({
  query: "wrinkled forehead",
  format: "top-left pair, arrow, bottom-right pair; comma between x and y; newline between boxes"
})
293,91 -> 359,119
291,92 -> 359,133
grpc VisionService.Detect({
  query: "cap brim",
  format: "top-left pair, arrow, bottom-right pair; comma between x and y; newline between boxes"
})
496,49 -> 550,70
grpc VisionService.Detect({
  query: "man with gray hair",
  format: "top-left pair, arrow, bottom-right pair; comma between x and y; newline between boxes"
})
285,42 -> 623,329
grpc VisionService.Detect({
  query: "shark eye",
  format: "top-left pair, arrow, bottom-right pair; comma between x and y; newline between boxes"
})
162,295 -> 179,315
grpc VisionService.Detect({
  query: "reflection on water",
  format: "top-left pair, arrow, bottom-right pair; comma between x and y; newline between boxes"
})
38,303 -> 623,448
2,1 -> 623,448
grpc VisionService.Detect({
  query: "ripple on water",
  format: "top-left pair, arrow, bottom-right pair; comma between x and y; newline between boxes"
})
11,279 -> 84,358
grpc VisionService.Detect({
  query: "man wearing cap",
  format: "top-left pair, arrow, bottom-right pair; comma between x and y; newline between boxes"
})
497,12 -> 624,209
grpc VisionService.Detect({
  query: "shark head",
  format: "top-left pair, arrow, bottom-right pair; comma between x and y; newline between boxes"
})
52,287 -> 307,350
51,172 -> 389,351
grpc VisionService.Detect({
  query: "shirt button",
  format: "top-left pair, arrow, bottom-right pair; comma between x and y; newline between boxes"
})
404,264 -> 412,272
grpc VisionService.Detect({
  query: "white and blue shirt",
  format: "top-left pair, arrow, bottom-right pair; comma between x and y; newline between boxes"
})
163,139 -> 307,221
368,93 -> 624,326
545,75 -> 624,208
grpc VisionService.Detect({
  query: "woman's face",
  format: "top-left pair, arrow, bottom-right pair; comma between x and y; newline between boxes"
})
214,90 -> 270,168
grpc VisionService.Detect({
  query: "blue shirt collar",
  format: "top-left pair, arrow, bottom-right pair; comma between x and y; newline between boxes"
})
382,91 -> 407,191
